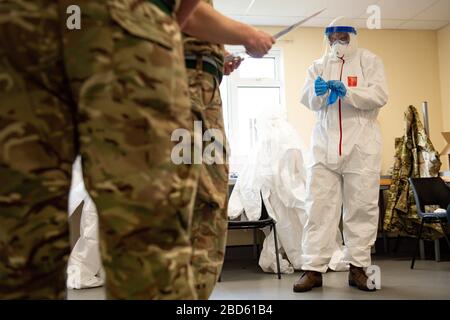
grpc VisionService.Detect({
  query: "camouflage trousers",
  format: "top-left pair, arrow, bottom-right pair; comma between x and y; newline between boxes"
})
187,68 -> 229,300
0,0 -> 198,299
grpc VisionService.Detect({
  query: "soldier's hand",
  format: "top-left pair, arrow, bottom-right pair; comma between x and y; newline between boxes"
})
244,28 -> 275,58
224,55 -> 243,76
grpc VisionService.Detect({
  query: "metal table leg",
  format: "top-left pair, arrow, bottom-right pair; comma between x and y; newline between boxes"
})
419,240 -> 425,260
434,239 -> 441,262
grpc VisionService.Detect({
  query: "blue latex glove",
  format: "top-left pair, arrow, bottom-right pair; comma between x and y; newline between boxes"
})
314,76 -> 329,96
327,80 -> 347,105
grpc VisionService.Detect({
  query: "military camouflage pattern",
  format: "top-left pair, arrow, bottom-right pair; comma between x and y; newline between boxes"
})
187,68 -> 229,300
0,0 -> 198,299
183,0 -> 228,300
383,105 -> 443,240
183,0 -> 225,69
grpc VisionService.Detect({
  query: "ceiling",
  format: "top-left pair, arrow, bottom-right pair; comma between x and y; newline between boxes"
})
214,0 -> 450,30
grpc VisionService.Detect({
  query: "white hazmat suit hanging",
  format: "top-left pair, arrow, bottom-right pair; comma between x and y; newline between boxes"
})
228,110 -> 348,273
299,18 -> 388,273
67,156 -> 104,289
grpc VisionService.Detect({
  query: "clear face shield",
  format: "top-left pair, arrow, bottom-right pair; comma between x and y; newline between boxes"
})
323,26 -> 357,58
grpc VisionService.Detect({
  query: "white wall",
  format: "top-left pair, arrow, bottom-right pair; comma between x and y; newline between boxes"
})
261,26 -> 446,174
438,24 -> 450,170
227,24 -> 450,246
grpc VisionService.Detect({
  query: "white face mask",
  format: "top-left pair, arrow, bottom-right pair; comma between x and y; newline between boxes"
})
331,42 -> 348,58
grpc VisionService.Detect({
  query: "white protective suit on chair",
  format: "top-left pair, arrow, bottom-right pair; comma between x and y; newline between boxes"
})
67,156 -> 104,289
299,17 -> 389,273
228,110 -> 348,273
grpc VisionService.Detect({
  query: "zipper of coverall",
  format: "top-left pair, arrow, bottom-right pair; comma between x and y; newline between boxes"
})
338,56 -> 345,157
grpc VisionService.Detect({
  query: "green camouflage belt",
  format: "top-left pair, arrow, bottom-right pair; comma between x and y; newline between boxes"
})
185,55 -> 223,84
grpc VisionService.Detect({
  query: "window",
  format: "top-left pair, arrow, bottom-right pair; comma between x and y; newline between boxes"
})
220,47 -> 285,175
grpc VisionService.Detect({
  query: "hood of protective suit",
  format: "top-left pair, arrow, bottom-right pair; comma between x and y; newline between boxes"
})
325,17 -> 358,59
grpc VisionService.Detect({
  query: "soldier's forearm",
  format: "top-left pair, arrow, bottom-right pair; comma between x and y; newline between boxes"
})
182,2 -> 256,46
177,0 -> 201,28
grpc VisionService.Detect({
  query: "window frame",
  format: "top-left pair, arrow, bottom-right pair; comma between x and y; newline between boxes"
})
221,47 -> 286,160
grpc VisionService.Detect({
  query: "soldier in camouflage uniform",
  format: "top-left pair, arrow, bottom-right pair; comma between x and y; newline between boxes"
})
184,23 -> 228,300
0,0 -> 200,299
384,105 -> 443,240
182,0 -> 275,299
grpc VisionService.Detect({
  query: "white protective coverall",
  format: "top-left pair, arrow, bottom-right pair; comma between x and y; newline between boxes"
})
228,111 -> 348,273
67,156 -> 104,289
300,18 -> 389,273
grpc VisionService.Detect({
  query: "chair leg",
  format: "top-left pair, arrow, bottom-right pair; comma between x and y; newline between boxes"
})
434,239 -> 441,262
419,239 -> 426,260
272,223 -> 281,280
440,221 -> 450,250
411,219 -> 425,269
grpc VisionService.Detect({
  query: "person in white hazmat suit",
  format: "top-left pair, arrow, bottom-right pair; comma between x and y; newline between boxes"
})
67,156 -> 104,289
294,17 -> 388,292
228,110 -> 348,274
